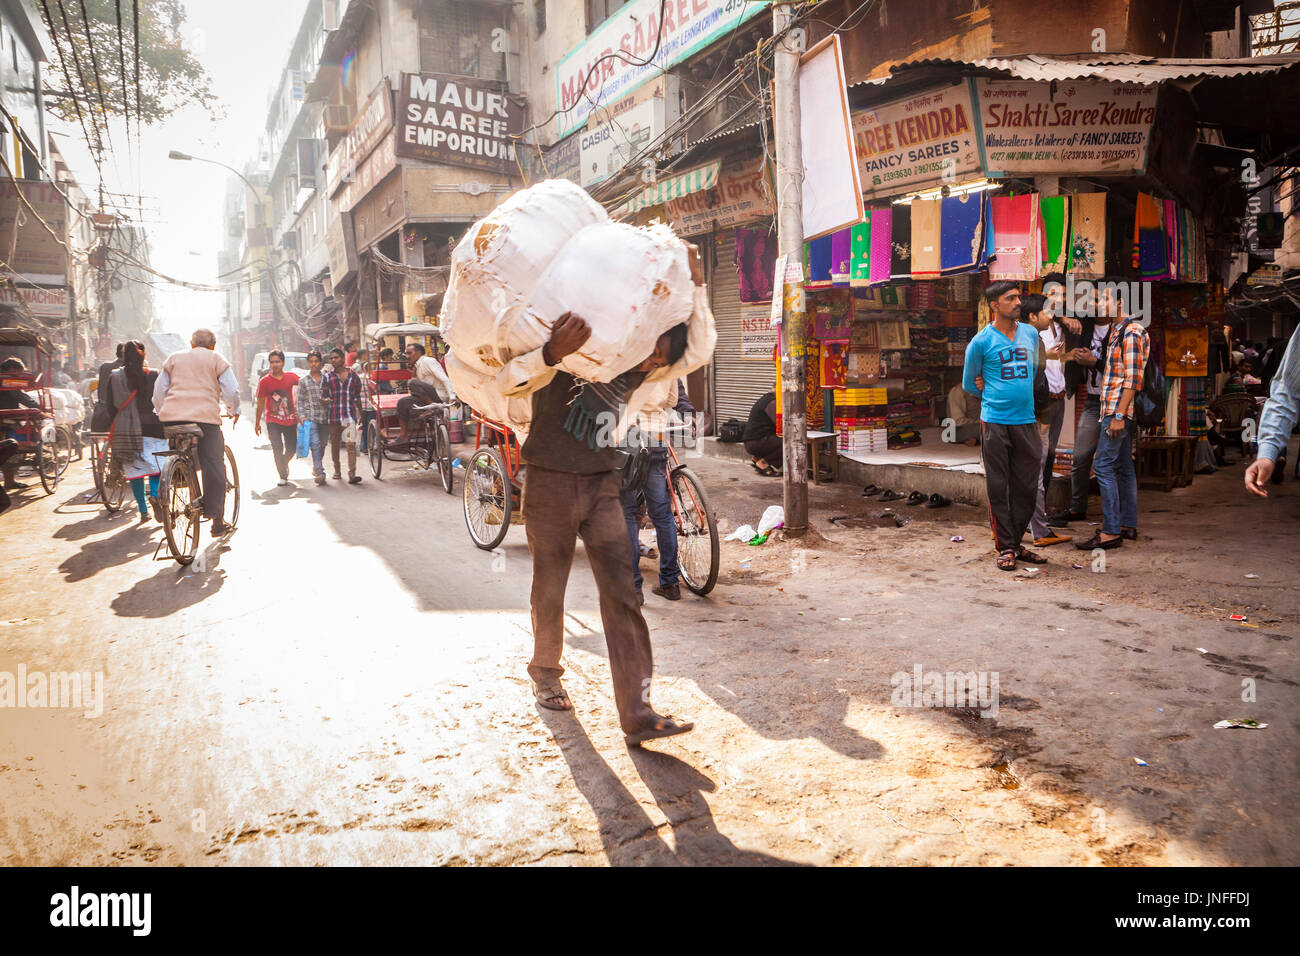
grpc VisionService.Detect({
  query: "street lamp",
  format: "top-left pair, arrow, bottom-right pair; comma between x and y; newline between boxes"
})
167,148 -> 260,199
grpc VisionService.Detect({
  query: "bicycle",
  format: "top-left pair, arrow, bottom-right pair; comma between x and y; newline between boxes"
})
88,432 -> 127,513
635,424 -> 718,596
155,420 -> 240,566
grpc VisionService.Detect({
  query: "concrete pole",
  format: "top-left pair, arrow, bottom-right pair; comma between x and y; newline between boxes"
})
773,2 -> 808,535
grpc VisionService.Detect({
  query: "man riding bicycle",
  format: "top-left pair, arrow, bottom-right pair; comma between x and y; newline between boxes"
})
397,342 -> 456,443
152,328 -> 241,533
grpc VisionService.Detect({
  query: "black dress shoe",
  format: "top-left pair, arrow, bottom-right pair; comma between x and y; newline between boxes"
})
1047,510 -> 1084,526
1075,532 -> 1122,550
1120,527 -> 1138,541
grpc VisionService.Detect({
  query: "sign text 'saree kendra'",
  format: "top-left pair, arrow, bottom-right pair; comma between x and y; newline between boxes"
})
851,84 -> 981,200
556,0 -> 764,136
396,73 -> 524,173
975,79 -> 1158,175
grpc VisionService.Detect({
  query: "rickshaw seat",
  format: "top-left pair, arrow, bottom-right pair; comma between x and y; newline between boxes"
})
163,423 -> 204,439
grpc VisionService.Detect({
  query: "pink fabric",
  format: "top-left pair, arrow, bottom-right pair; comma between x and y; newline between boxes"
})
989,194 -> 1040,281
868,206 -> 892,285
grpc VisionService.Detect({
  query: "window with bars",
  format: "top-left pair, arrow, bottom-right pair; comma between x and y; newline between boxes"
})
418,0 -> 506,82
535,0 -> 547,35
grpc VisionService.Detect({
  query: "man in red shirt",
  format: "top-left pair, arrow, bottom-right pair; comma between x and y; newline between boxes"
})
254,349 -> 300,487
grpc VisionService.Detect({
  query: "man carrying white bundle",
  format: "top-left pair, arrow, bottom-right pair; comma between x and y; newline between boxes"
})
500,245 -> 711,748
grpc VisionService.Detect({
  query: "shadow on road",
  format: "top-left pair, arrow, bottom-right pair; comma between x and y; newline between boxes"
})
58,521 -> 159,583
111,545 -> 227,617
538,707 -> 801,866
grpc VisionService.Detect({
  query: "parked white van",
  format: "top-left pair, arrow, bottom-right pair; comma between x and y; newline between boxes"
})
247,351 -> 309,397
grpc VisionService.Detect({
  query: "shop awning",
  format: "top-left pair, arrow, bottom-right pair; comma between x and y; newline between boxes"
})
622,161 -> 721,214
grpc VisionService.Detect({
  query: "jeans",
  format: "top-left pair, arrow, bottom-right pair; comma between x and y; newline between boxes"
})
1029,398 -> 1065,540
620,450 -> 679,591
1069,398 -> 1102,515
360,410 -> 376,452
162,420 -> 225,519
521,465 -> 656,734
1093,414 -> 1138,535
308,421 -> 326,477
267,422 -> 296,480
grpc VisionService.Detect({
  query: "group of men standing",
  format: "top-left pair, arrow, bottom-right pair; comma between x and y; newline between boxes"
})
962,275 -> 1151,571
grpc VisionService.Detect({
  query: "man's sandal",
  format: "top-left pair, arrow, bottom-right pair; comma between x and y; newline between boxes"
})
1015,547 -> 1048,565
997,551 -> 1018,571
624,714 -> 694,747
532,680 -> 573,711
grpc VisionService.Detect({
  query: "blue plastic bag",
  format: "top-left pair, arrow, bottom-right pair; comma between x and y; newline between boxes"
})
296,420 -> 311,458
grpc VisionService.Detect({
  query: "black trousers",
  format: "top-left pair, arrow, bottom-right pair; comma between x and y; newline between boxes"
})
981,421 -> 1042,554
163,421 -> 225,519
744,434 -> 782,463
267,422 -> 296,479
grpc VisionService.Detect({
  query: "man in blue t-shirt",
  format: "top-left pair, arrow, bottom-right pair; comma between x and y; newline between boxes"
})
963,281 -> 1045,571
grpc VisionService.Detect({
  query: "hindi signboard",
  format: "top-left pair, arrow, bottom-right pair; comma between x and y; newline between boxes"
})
974,78 -> 1158,176
395,73 -> 524,174
666,157 -> 774,235
325,82 -> 394,197
0,180 -> 67,281
556,0 -> 764,137
741,301 -> 777,359
852,83 -> 981,200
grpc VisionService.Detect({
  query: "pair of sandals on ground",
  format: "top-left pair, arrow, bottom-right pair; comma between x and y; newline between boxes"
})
862,484 -> 951,509
531,680 -> 693,747
750,457 -> 781,478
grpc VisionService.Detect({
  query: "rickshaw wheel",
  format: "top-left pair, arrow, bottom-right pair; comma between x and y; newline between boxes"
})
435,422 -> 453,494
368,421 -> 382,478
463,446 -> 511,551
36,437 -> 59,494
53,426 -> 74,476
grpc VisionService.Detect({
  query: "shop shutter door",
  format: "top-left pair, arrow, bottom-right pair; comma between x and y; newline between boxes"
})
711,228 -> 775,424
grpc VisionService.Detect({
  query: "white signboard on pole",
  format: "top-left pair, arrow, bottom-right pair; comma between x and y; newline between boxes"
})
798,35 -> 863,241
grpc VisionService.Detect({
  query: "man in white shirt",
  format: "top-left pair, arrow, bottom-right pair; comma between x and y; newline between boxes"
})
397,342 -> 456,442
1021,294 -> 1071,547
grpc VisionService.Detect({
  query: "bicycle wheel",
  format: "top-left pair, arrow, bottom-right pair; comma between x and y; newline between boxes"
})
160,455 -> 202,565
368,421 -> 382,478
670,466 -> 718,596
435,422 -> 454,494
463,446 -> 511,550
98,443 -> 127,513
53,426 -> 74,476
222,445 -> 240,531
36,433 -> 59,494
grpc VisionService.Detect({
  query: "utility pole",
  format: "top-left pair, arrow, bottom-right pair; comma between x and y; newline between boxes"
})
91,188 -> 115,344
773,2 -> 808,535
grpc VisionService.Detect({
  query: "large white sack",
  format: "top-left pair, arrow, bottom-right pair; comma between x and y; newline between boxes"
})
522,222 -> 695,383
33,388 -> 85,427
444,351 -> 532,440
442,179 -> 608,375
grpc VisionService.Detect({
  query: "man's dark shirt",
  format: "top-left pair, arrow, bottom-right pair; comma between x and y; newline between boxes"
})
743,390 -> 777,442
522,369 -> 648,474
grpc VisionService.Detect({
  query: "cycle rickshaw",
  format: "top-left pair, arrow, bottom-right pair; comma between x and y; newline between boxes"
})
361,322 -> 454,493
0,327 -> 72,495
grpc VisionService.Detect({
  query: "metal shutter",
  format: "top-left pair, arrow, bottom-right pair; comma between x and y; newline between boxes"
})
710,227 -> 775,423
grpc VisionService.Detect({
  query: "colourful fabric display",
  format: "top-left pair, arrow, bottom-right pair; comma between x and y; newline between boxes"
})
735,227 -> 777,303
1040,195 -> 1070,273
830,227 -> 853,286
1164,199 -> 1180,282
989,193 -> 1040,281
1133,192 -> 1168,279
869,206 -> 892,285
1067,192 -> 1106,277
806,234 -> 833,288
890,204 -> 912,281
909,198 -> 942,279
849,214 -> 872,286
939,192 -> 984,275
1185,377 -> 1207,436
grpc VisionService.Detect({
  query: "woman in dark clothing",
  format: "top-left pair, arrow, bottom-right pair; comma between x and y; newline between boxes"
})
106,341 -> 164,522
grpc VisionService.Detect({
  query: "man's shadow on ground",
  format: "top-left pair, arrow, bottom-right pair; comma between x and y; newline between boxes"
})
537,707 -> 804,866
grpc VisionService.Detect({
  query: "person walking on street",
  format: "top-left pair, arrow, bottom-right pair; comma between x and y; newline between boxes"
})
497,244 -> 715,746
152,328 -> 241,534
295,350 -> 330,486
254,349 -> 300,487
106,341 -> 165,522
1049,282 -> 1115,526
1246,325 -> 1300,496
1077,295 -> 1150,551
323,347 -> 363,484
621,380 -> 691,604
962,281 -> 1045,571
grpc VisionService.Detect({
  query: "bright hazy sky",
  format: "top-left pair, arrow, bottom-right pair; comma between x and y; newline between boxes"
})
52,0 -> 309,336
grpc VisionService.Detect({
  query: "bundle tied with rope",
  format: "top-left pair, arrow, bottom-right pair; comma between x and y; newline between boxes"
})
441,178 -> 715,440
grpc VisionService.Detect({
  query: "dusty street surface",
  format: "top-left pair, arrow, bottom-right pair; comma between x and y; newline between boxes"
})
1,426 -> 1296,866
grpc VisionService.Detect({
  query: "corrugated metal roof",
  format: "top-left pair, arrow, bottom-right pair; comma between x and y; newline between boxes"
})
853,53 -> 1300,87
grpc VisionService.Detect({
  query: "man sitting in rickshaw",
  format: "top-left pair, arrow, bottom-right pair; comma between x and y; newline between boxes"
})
1,357 -> 39,490
397,342 -> 456,443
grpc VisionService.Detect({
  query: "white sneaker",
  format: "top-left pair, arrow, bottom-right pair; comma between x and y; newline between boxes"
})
278,479 -> 291,487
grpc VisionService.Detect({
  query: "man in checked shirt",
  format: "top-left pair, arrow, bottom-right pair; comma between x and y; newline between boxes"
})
295,350 -> 330,485
1077,286 -> 1150,552
323,347 -> 364,484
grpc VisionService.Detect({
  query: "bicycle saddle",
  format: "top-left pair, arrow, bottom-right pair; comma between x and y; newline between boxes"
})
163,424 -> 204,438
